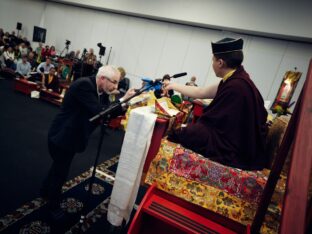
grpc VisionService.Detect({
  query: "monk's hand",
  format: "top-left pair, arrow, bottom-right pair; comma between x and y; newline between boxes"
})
164,82 -> 175,90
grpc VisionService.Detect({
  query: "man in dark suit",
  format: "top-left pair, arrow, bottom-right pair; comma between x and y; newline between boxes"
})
41,65 -> 135,209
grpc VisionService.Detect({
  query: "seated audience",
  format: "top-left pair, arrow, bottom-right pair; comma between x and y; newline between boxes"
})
0,47 -> 5,69
41,67 -> 60,93
41,45 -> 51,60
82,48 -> 96,76
16,55 -> 31,77
85,48 -> 96,66
183,76 -> 198,101
74,50 -> 81,60
35,42 -> 43,64
60,64 -> 71,81
3,45 -> 16,70
28,52 -> 37,71
67,50 -> 76,60
50,46 -> 57,57
13,44 -> 21,60
19,42 -> 28,57
186,76 -> 198,86
2,32 -> 10,45
0,28 -> 4,39
37,57 -> 54,73
165,38 -> 268,170
116,67 -> 130,97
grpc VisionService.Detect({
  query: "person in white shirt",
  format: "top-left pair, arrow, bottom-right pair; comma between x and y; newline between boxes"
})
19,43 -> 28,57
16,55 -> 31,77
37,57 -> 54,73
3,45 -> 16,70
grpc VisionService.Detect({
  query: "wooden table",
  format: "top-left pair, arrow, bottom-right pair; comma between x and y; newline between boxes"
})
14,78 -> 40,95
40,89 -> 63,106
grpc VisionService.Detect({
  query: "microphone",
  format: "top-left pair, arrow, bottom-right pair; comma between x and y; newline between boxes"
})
171,72 -> 187,78
141,78 -> 162,91
142,78 -> 162,84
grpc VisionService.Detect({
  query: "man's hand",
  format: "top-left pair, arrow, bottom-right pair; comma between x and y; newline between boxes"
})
122,88 -> 136,100
110,90 -> 120,95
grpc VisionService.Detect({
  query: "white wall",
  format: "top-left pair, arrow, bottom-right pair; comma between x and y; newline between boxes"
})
1,0 -> 312,109
0,0 -> 46,41
51,0 -> 312,43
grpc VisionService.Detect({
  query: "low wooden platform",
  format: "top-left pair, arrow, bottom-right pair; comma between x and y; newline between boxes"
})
40,89 -> 63,106
14,78 -> 40,96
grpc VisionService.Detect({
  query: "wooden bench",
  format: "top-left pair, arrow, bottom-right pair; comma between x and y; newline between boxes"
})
14,78 -> 40,96
40,89 -> 63,106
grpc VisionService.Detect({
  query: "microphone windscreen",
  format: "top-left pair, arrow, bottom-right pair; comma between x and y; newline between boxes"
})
141,78 -> 153,83
173,72 -> 187,78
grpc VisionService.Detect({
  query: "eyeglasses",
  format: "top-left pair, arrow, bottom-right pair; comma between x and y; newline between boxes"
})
105,77 -> 118,85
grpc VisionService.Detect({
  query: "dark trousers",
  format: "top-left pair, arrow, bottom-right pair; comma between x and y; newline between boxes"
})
41,141 -> 75,201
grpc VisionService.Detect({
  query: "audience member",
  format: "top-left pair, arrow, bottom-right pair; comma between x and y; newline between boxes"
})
186,76 -> 198,86
35,42 -> 43,64
82,48 -> 96,76
28,52 -> 37,71
183,76 -> 198,101
3,45 -> 16,70
0,28 -> 4,39
41,45 -> 51,60
2,32 -> 10,45
16,54 -> 31,77
41,67 -> 60,93
37,57 -> 54,73
165,38 -> 268,170
0,45 -> 5,69
115,67 -> 130,97
74,50 -> 81,60
19,42 -> 28,57
50,46 -> 57,57
85,48 -> 96,66
13,45 -> 21,60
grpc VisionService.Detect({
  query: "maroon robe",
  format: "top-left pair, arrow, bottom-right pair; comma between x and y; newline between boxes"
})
169,66 -> 268,170
44,74 -> 60,93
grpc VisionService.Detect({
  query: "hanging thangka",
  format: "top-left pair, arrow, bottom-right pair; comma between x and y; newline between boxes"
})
271,70 -> 302,115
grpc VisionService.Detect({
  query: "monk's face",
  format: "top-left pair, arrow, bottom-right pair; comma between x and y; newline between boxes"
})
212,56 -> 223,78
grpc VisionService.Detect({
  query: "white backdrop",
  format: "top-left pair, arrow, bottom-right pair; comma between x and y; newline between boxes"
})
1,0 -> 312,106
50,0 -> 312,42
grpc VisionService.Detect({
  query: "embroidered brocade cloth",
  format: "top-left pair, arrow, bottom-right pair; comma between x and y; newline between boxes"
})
145,139 -> 286,233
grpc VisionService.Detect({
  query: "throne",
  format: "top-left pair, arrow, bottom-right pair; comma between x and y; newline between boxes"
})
128,59 -> 312,234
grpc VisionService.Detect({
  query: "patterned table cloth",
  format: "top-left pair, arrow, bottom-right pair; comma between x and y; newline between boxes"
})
145,139 -> 286,233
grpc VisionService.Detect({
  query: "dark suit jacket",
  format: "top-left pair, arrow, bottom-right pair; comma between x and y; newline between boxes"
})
48,76 -> 122,153
118,77 -> 130,96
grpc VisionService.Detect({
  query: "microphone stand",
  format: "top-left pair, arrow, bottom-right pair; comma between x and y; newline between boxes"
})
78,80 -> 161,233
106,47 -> 112,65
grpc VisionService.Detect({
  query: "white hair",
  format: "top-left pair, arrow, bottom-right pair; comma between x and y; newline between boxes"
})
96,65 -> 119,80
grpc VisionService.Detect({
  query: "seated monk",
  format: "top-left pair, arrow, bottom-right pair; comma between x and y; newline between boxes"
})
41,67 -> 60,93
165,38 -> 268,170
